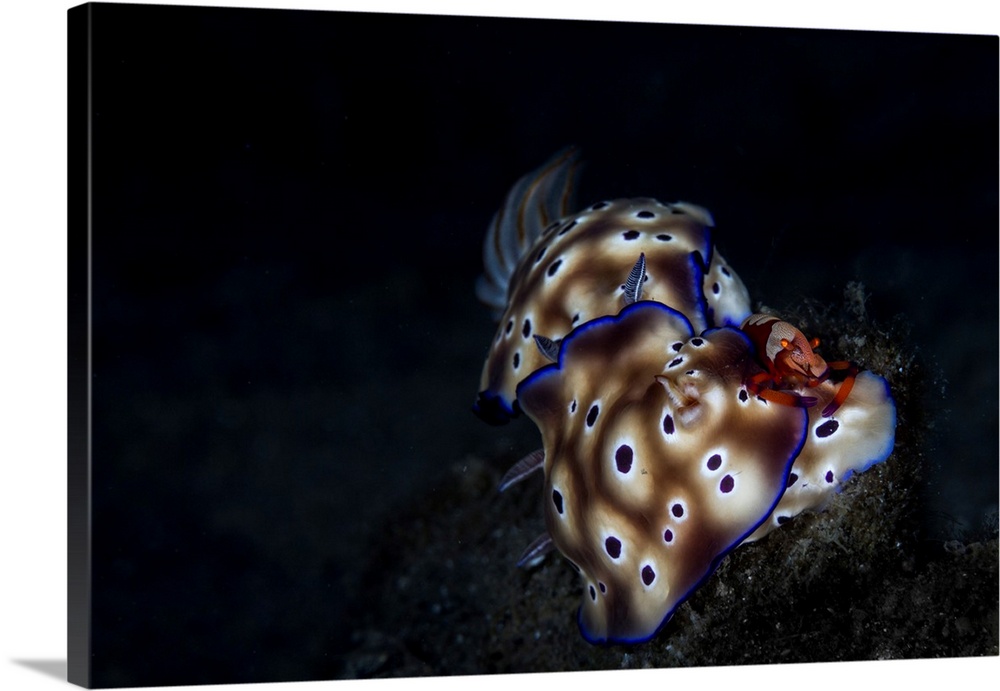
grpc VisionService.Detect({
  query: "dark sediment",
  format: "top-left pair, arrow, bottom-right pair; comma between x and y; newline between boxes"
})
335,285 -> 999,677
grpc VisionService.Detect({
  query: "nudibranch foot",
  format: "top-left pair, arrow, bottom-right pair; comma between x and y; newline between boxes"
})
472,389 -> 517,426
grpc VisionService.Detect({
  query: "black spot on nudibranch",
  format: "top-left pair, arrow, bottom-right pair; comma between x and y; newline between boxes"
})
721,266 -> 731,277
589,584 -> 597,601
825,470 -> 835,483
690,338 -> 704,346
547,259 -> 563,277
739,389 -> 749,402
662,414 -> 675,435
590,201 -> 609,210
668,357 -> 684,368
671,503 -> 684,518
586,404 -> 600,427
512,352 -> 520,369
570,400 -> 577,413
599,582 -> 606,593
663,528 -> 674,543
505,320 -> 514,335
552,489 -> 564,514
622,229 -> 640,240
816,420 -> 840,438
656,234 -> 673,242
534,246 -> 547,263
671,342 -> 683,352
787,472 -> 799,487
558,220 -> 577,236
605,536 -> 622,559
522,319 -> 532,339
712,282 -> 721,295
615,445 -> 633,473
720,474 -> 735,493
707,453 -> 722,471
636,210 -> 655,219
777,515 -> 791,525
641,564 -> 656,585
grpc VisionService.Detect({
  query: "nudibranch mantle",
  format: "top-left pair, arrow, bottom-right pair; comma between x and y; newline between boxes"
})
744,368 -> 896,541
516,301 -> 809,642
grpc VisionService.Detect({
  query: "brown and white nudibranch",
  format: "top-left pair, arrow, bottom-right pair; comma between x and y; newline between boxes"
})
473,148 -> 750,425
516,302 -> 808,642
473,151 -> 897,644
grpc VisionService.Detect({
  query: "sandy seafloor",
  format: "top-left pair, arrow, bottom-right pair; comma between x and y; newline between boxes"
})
81,5 -> 997,687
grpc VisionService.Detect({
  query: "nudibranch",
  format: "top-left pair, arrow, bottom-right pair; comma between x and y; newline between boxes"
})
515,302 -> 808,642
473,148 -> 750,425
473,150 -> 897,645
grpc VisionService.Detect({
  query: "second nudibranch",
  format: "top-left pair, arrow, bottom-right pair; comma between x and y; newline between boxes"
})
473,148 -> 751,425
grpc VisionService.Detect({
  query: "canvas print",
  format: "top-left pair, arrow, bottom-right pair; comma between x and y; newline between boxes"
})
67,2 -> 999,687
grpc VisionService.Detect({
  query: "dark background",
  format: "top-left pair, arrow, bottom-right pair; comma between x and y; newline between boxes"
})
81,3 -> 997,686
